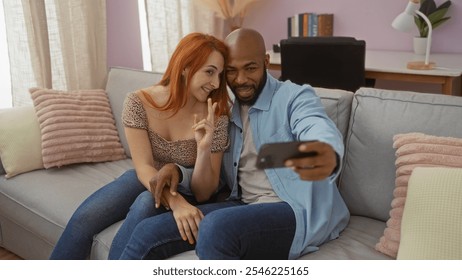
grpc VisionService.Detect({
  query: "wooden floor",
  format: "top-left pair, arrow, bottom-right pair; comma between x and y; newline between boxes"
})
0,247 -> 23,260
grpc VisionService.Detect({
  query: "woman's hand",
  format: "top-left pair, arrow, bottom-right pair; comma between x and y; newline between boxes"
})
192,98 -> 217,150
169,195 -> 205,244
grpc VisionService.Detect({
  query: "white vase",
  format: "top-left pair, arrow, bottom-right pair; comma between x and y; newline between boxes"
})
413,37 -> 428,55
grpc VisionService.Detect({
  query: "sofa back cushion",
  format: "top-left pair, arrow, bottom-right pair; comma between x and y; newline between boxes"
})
314,87 -> 353,140
105,67 -> 164,157
339,88 -> 462,221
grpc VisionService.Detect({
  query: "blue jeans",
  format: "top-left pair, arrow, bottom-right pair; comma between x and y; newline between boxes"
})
118,201 -> 296,260
49,169 -> 145,260
108,190 -> 176,259
196,202 -> 296,259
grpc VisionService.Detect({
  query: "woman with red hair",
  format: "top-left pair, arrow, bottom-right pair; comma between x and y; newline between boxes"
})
50,33 -> 231,260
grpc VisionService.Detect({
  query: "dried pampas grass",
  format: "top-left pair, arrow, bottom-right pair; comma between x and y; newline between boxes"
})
195,0 -> 259,28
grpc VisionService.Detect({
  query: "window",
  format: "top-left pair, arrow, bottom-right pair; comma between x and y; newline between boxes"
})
137,0 -> 151,71
0,2 -> 12,108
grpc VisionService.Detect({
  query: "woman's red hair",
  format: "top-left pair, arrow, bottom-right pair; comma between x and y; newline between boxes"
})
143,33 -> 230,117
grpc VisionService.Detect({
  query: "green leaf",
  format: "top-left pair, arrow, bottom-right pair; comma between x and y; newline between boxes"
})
428,8 -> 450,23
414,17 -> 427,37
420,0 -> 437,16
432,17 -> 451,29
434,1 -> 452,12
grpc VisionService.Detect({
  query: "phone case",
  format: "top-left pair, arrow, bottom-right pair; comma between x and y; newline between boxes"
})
256,141 -> 317,169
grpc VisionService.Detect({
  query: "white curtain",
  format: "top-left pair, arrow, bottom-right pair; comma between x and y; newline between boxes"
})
145,0 -> 224,73
3,0 -> 107,107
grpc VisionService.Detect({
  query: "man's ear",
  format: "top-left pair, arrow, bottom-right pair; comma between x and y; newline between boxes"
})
264,53 -> 270,68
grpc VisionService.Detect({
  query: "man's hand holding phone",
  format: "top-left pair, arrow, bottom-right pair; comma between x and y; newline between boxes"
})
284,141 -> 338,181
256,141 -> 338,181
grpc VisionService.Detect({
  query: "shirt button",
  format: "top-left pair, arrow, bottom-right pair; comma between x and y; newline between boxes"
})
233,162 -> 237,167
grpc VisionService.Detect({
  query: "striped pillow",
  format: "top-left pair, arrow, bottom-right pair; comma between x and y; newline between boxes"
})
30,88 -> 126,168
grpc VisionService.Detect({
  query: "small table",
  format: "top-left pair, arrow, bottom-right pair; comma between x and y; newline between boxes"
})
267,50 -> 462,96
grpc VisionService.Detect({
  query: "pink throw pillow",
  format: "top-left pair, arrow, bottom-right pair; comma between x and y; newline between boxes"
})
375,132 -> 462,258
30,88 -> 126,168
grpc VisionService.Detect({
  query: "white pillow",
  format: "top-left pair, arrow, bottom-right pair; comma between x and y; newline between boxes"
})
398,167 -> 462,259
0,106 -> 44,178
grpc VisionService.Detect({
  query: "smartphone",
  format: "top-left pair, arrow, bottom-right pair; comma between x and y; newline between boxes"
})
256,141 -> 317,169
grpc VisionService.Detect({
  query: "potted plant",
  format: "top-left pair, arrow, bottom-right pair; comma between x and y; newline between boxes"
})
413,0 -> 452,54
415,0 -> 452,37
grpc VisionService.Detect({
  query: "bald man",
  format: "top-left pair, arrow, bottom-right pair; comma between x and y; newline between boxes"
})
119,29 -> 349,260
192,28 -> 349,259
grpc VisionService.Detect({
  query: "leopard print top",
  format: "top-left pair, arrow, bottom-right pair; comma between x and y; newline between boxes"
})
122,92 -> 229,170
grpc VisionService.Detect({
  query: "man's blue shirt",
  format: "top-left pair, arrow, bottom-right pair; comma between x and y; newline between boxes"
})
220,73 -> 350,259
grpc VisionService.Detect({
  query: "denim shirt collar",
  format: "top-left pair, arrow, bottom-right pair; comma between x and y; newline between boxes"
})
230,72 -> 280,126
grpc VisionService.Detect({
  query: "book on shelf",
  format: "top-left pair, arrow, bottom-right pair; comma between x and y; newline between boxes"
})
301,13 -> 308,37
287,13 -> 333,38
287,17 -> 291,38
289,14 -> 298,37
309,13 -> 318,37
317,13 -> 334,37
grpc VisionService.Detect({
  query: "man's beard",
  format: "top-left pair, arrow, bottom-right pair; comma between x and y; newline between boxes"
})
233,69 -> 267,106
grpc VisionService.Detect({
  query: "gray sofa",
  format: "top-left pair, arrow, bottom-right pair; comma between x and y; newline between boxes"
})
1,67 -> 462,260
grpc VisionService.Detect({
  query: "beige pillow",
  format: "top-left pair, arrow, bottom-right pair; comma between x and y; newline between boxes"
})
30,88 -> 126,168
375,132 -> 462,258
398,167 -> 462,259
0,106 -> 44,178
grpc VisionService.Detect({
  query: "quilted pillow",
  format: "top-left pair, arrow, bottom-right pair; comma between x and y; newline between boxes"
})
398,167 -> 462,259
30,88 -> 126,168
375,132 -> 462,258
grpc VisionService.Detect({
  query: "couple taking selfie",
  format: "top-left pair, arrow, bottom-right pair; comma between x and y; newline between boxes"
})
50,28 -> 349,260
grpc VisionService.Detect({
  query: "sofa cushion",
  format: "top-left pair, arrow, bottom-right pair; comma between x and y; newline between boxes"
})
375,133 -> 462,258
105,67 -> 164,158
300,216 -> 392,260
0,159 -> 133,259
30,88 -> 126,168
398,167 -> 462,259
314,87 -> 353,139
0,106 -> 44,178
340,88 -> 462,222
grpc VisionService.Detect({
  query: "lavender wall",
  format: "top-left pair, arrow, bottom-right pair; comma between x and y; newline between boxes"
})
107,0 -> 461,70
107,0 -> 143,70
244,0 -> 461,53
106,0 -> 461,94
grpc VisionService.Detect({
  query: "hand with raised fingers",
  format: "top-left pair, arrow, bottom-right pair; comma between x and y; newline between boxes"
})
192,98 -> 217,150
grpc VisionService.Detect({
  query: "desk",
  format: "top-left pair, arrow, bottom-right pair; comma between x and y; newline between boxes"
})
267,50 -> 462,95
